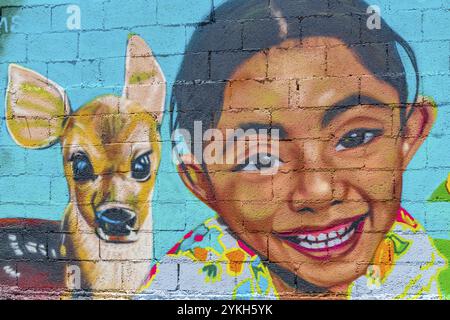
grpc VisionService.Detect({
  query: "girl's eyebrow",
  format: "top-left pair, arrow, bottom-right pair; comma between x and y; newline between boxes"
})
321,94 -> 388,127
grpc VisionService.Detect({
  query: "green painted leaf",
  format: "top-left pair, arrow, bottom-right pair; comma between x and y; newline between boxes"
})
202,265 -> 217,279
429,180 -> 450,202
251,265 -> 265,279
433,238 -> 450,299
389,234 -> 410,255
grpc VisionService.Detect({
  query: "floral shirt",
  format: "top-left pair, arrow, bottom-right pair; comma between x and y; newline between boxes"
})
136,208 -> 447,300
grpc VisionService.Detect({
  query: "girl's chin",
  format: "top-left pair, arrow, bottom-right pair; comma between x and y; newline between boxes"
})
293,262 -> 369,292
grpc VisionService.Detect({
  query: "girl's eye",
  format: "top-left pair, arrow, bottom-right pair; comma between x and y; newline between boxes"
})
132,152 -> 151,181
336,128 -> 383,152
71,153 -> 96,182
233,153 -> 283,174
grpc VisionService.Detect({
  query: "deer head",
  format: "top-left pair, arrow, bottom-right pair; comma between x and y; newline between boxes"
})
5,35 -> 165,243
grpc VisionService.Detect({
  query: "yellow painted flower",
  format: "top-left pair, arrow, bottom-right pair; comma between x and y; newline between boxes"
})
371,237 -> 395,282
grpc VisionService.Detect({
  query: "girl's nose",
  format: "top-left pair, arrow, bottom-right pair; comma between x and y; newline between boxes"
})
289,139 -> 336,212
302,140 -> 328,170
291,170 -> 334,210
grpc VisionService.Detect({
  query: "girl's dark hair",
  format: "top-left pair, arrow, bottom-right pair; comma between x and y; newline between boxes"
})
170,0 -> 419,145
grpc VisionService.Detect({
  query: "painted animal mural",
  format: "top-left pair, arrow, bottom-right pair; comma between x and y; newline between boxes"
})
4,35 -> 165,294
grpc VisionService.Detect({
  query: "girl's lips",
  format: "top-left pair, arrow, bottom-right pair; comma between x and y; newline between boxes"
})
275,214 -> 368,258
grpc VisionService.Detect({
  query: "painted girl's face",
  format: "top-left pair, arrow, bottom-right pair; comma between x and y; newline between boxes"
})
180,37 -> 434,292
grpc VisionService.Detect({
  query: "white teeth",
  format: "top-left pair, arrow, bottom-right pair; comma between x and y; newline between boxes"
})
317,233 -> 327,241
327,238 -> 342,248
287,222 -> 359,251
341,229 -> 354,243
300,242 -> 312,249
328,231 -> 338,239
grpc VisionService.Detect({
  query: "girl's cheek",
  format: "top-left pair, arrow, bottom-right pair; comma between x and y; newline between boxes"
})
371,201 -> 399,232
240,202 -> 279,232
212,177 -> 276,229
364,138 -> 401,169
272,172 -> 299,202
216,175 -> 273,202
340,169 -> 396,203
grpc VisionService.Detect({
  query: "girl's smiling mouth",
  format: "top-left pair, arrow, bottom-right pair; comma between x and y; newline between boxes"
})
275,213 -> 368,260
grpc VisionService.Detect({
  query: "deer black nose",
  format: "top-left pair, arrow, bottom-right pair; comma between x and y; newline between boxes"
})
95,208 -> 136,237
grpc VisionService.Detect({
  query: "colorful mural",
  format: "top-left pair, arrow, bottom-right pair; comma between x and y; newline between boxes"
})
2,35 -> 165,297
0,0 -> 449,300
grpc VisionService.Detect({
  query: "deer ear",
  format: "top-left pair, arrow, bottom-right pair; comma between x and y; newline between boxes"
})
123,35 -> 166,124
5,64 -> 71,149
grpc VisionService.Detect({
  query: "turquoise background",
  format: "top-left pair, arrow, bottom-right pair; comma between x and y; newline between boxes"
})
0,0 -> 449,259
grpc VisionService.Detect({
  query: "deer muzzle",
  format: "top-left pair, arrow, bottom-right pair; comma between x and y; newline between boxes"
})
95,207 -> 138,243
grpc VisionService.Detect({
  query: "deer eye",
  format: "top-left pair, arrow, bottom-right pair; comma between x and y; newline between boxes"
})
131,152 -> 151,181
71,153 -> 96,182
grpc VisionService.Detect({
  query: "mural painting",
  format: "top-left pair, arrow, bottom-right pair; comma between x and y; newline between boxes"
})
0,0 -> 449,300
2,35 -> 165,297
